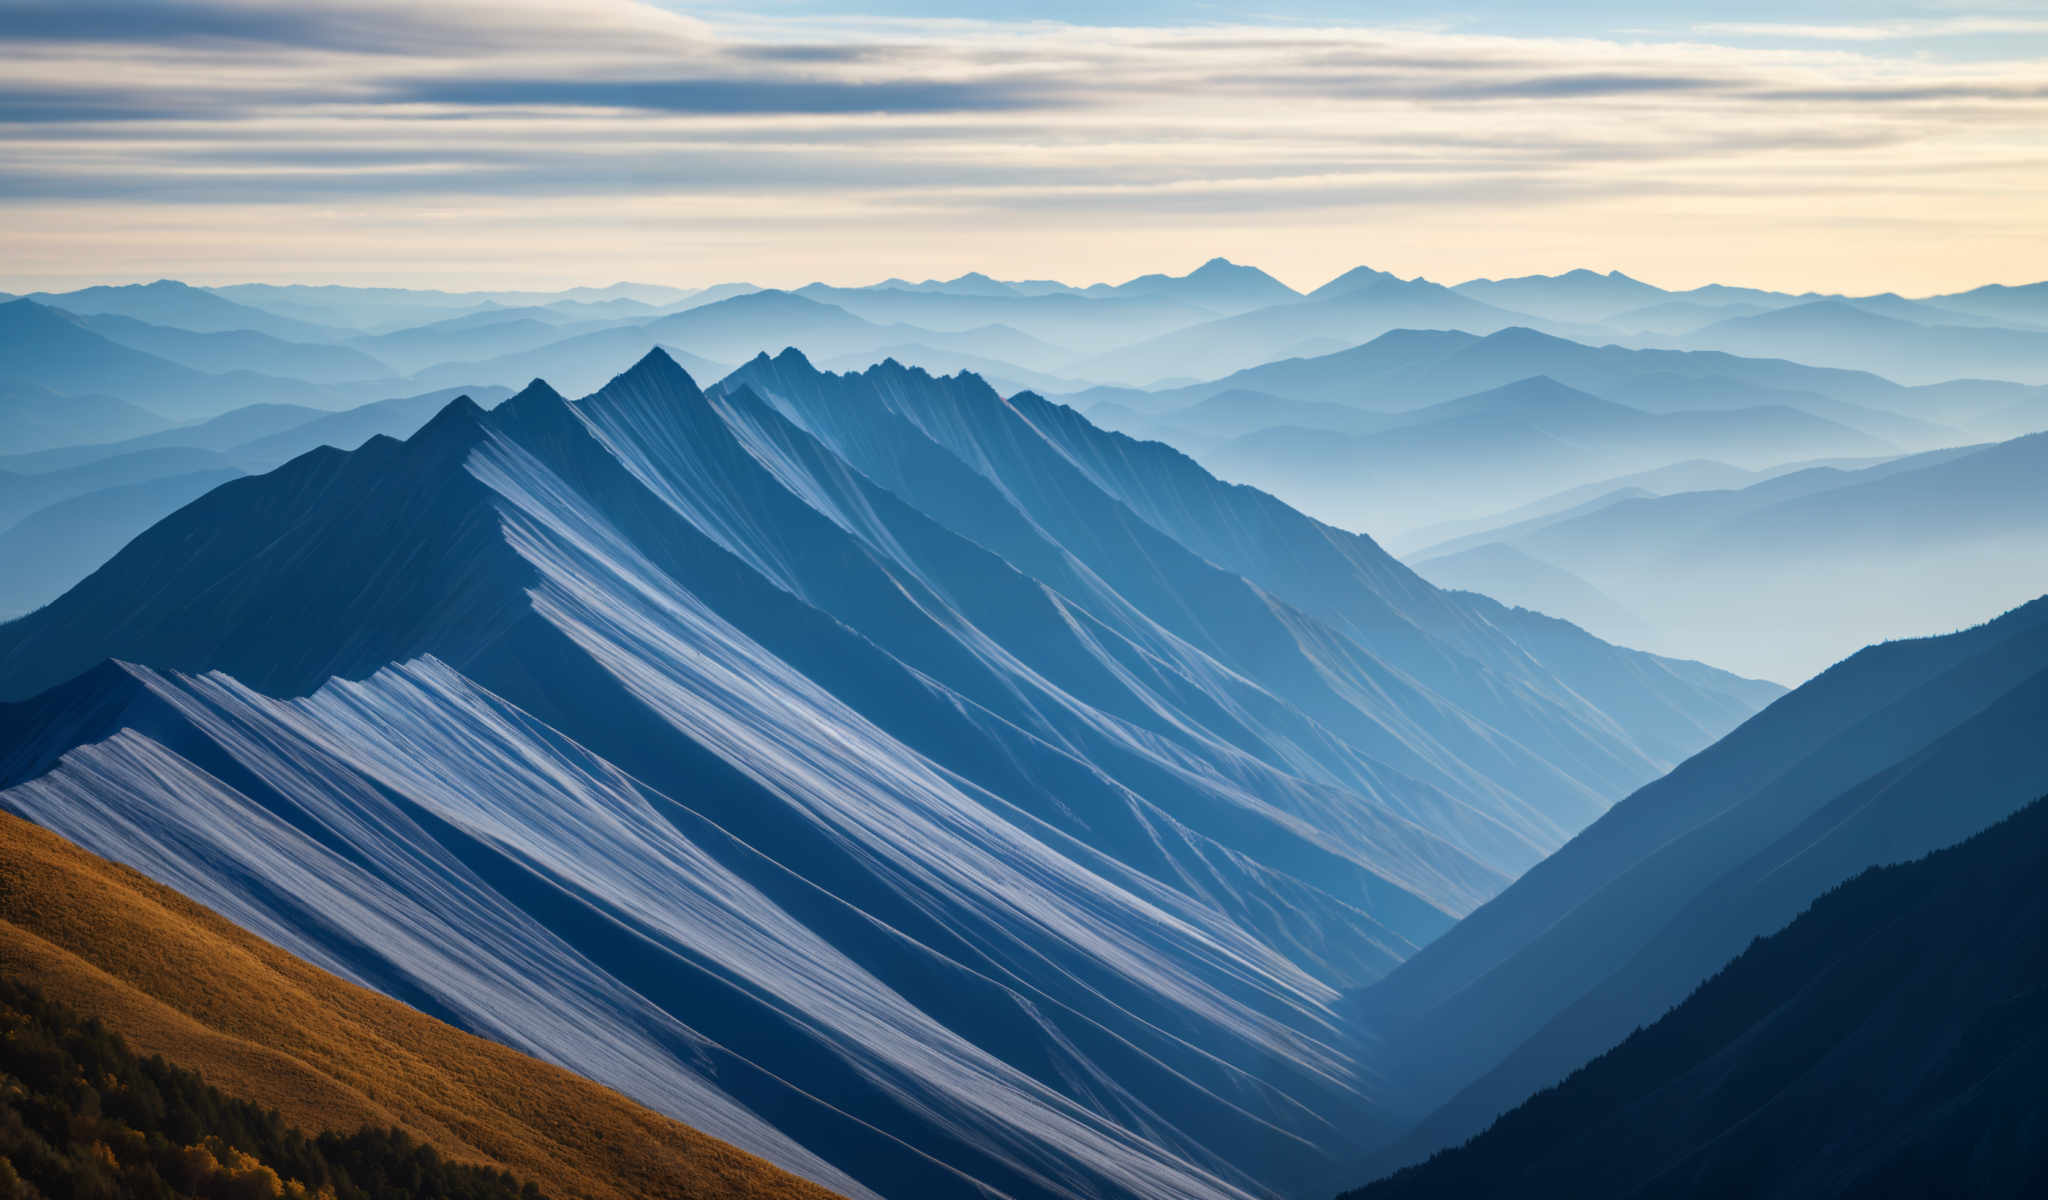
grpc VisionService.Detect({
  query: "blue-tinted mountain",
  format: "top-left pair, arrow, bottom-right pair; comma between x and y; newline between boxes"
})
0,386 -> 507,476
1452,269 -> 1667,324
1350,593 -> 2048,1175
223,384 -> 516,469
791,283 -> 1216,354
0,348 -> 1773,1200
1089,388 -> 1396,445
1083,257 -> 1300,314
1137,326 -> 1970,441
407,318 -> 737,395
0,382 -> 172,454
0,445 -> 238,529
1676,299 -> 2048,385
1420,432 -> 2048,679
0,467 -> 246,618
815,343 -> 1088,397
1604,298 -> 1772,334
1308,266 -> 1399,300
1346,793 -> 2048,1200
871,271 -> 1025,298
79,312 -> 396,384
1411,544 -> 1646,645
1200,376 -> 1891,536
350,311 -> 591,374
1921,279 -> 2048,327
0,299 -> 345,421
210,281 -> 699,332
30,279 -> 347,342
1074,279 -> 1537,386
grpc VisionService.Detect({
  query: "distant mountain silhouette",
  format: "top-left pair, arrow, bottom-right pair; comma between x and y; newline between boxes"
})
0,299 -> 347,421
1089,387 -> 1394,444
1200,375 -> 1892,536
350,311 -> 588,374
1411,544 -> 1646,643
1677,299 -> 2048,385
80,311 -> 396,383
1136,326 -> 1966,443
1083,256 -> 1301,313
0,382 -> 171,453
0,467 -> 245,618
791,282 -> 1216,354
1075,279 -> 1540,385
1346,793 -> 2048,1200
1452,269 -> 1666,324
1921,279 -> 2048,327
1422,432 -> 2048,678
1351,593 -> 2048,1176
30,279 -> 347,342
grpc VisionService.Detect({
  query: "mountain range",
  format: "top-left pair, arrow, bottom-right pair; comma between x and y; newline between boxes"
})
1194,375 -> 1894,537
4,260 -> 2048,1200
1408,432 -> 2048,679
0,346 -> 1776,1200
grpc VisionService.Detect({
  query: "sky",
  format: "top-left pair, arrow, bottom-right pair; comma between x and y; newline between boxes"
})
2,0 -> 2045,295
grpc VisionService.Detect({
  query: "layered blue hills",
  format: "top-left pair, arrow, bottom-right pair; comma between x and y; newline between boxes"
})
0,349 -> 1775,1200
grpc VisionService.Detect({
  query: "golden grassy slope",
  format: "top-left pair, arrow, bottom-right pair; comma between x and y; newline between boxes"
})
0,810 -> 842,1200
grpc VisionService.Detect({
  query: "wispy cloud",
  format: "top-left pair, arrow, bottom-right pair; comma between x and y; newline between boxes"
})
0,1 -> 2043,293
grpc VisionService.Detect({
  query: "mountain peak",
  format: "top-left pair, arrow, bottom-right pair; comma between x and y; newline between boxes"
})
1310,265 -> 1396,298
408,391 -> 490,447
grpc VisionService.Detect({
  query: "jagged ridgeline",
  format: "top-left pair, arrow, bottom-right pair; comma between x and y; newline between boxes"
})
0,350 -> 1777,1200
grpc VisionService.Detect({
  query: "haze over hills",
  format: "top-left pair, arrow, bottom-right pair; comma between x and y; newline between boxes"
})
3,258 -> 2048,1200
1409,432 -> 2048,680
1196,376 -> 1895,538
0,346 -> 1774,1200
0,385 -> 512,617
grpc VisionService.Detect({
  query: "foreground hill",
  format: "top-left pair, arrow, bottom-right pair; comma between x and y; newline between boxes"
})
1346,794 -> 2048,1199
0,810 -> 845,1200
1352,593 -> 2048,1176
0,349 -> 1772,1200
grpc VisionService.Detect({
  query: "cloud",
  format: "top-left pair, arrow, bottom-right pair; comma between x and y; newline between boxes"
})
399,76 -> 1056,115
0,1 -> 2043,293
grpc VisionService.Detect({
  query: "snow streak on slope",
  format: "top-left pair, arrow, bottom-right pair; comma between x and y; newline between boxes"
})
0,349 -> 1780,1200
8,655 -> 1343,1199
2,665 -> 881,1200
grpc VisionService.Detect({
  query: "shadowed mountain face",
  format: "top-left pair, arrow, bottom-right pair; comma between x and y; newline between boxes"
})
1349,594 -> 2048,1179
1345,793 -> 2048,1200
0,349 -> 1773,1200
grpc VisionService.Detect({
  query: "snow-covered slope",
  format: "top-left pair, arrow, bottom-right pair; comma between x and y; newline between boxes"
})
0,349 -> 1776,1200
